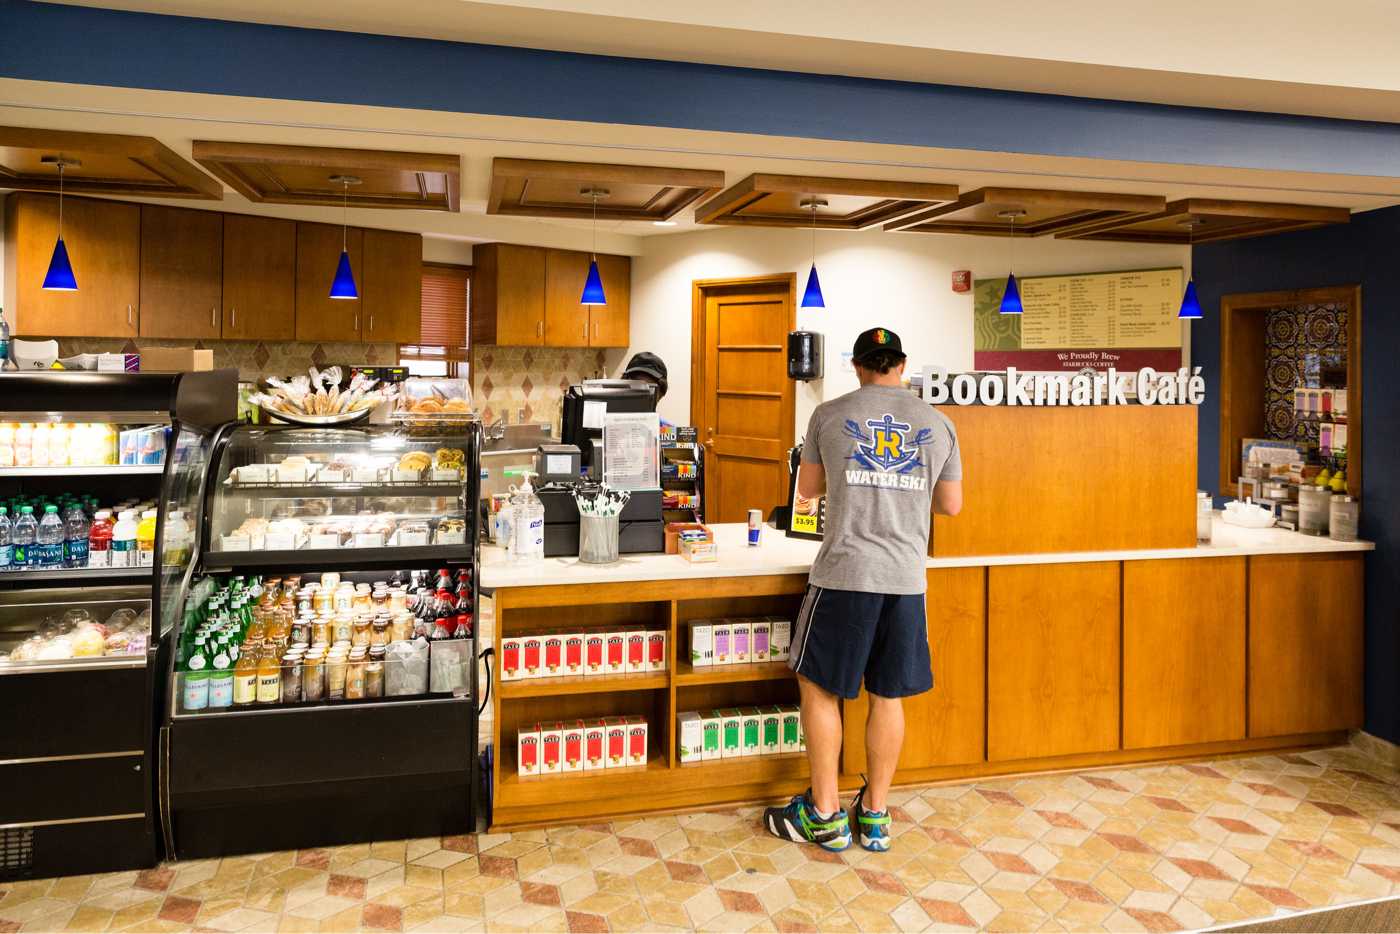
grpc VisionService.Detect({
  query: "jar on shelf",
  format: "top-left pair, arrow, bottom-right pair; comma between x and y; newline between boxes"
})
371,616 -> 390,648
1298,487 -> 1332,536
391,611 -> 414,642
1330,495 -> 1359,542
389,588 -> 407,614
333,583 -> 354,614
333,612 -> 353,644
351,615 -> 371,648
311,615 -> 331,645
312,586 -> 333,616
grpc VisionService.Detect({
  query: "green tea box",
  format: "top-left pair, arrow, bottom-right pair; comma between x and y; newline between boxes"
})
720,708 -> 743,758
740,707 -> 762,756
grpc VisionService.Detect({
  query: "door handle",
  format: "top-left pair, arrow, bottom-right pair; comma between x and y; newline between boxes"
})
369,315 -> 375,333
537,320 -> 544,339
230,307 -> 236,329
211,307 -> 217,328
354,314 -> 360,332
593,321 -> 598,340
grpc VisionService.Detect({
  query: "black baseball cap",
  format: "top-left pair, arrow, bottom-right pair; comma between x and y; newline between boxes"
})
852,327 -> 906,365
622,352 -> 668,390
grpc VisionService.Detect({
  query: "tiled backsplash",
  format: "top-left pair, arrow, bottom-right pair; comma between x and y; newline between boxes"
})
56,338 -> 399,382
471,346 -> 611,433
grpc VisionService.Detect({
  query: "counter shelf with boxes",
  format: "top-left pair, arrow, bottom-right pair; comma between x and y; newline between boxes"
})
0,370 -> 237,881
500,628 -> 666,682
159,419 -> 482,860
686,617 -> 792,669
517,715 -> 650,777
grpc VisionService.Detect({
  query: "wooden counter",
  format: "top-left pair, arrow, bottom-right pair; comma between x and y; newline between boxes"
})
482,523 -> 1370,829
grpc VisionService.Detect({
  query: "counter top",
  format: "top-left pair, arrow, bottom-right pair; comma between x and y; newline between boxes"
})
479,516 -> 1374,589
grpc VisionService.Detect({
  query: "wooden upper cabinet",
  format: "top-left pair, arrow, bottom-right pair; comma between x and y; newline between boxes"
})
544,249 -> 592,347
361,229 -> 422,344
471,243 -> 545,346
139,205 -> 223,339
222,214 -> 295,341
295,222 -> 363,343
589,253 -> 630,347
3,193 -> 140,338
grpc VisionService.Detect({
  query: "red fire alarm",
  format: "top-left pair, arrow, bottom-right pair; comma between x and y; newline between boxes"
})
951,270 -> 971,293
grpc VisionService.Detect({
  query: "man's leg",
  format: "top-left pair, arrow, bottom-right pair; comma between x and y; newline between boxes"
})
798,673 -> 843,815
863,693 -> 905,813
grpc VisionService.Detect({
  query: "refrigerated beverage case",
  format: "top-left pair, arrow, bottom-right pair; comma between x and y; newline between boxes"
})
0,507 -> 11,572
87,510 -> 113,567
64,503 -> 89,568
110,510 -> 138,567
35,505 -> 64,569
136,509 -> 157,567
12,506 -> 36,568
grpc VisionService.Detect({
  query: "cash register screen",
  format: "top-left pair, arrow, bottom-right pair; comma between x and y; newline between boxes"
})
560,380 -> 657,474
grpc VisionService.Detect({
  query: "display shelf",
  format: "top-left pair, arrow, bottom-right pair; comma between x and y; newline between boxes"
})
0,464 -> 165,478
499,752 -> 667,791
171,693 -> 472,720
675,661 -> 794,685
0,565 -> 152,584
0,655 -> 148,675
500,671 -> 668,699
202,544 -> 469,572
674,752 -> 807,779
222,480 -> 464,499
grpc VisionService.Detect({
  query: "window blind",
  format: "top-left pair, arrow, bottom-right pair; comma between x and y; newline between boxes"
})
409,263 -> 470,360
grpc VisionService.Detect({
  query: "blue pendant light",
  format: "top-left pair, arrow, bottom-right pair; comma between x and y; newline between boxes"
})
997,208 -> 1026,315
1178,279 -> 1202,319
800,197 -> 827,308
328,175 -> 360,300
580,187 -> 608,305
41,156 -> 79,292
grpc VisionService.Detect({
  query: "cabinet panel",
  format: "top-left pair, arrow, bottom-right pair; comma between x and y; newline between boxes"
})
843,566 -> 985,773
4,193 -> 140,338
988,561 -> 1120,761
362,229 -> 422,344
139,205 -> 222,339
545,249 -> 591,347
1124,557 -> 1245,749
471,243 -> 544,346
1249,553 -> 1364,736
223,214 -> 295,341
589,253 -> 631,347
295,222 -> 364,342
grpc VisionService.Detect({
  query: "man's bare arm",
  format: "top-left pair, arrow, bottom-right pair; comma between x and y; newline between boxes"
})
932,479 -> 962,516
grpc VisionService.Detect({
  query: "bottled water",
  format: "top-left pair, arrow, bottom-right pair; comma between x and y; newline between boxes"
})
0,507 -> 11,571
35,505 -> 65,569
65,503 -> 90,568
12,506 -> 37,568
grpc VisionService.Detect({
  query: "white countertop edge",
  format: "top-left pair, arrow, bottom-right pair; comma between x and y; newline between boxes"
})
479,517 -> 1374,589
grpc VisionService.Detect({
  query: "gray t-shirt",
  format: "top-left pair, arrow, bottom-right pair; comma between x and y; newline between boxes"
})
802,384 -> 960,595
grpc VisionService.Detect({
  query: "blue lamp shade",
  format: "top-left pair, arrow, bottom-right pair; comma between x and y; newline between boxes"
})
998,273 -> 1022,315
1178,279 -> 1203,319
42,237 -> 78,291
800,264 -> 825,308
580,259 -> 607,305
329,249 -> 358,300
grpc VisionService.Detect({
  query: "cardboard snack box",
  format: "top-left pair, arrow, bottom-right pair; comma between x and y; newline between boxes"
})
720,708 -> 743,758
701,711 -> 722,761
562,719 -> 586,773
605,632 -> 627,675
522,635 -> 543,678
626,715 -> 649,767
780,706 -> 802,754
731,621 -> 752,664
713,622 -> 733,665
761,706 -> 782,754
605,717 -> 628,768
751,620 -> 773,662
771,618 -> 792,661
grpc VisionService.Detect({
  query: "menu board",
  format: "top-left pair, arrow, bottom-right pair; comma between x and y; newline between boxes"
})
974,268 -> 1185,372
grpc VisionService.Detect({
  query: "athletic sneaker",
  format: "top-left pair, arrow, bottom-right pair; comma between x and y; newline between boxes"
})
851,779 -> 891,852
764,789 -> 852,851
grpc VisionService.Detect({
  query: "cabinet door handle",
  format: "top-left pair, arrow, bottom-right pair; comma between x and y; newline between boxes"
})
354,314 -> 360,332
593,321 -> 598,340
211,307 -> 217,329
231,307 -> 237,329
127,305 -> 134,327
369,315 -> 375,333
537,320 -> 544,339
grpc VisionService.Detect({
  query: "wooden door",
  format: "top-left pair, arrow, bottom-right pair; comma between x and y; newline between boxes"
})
692,275 -> 796,524
1123,557 -> 1246,748
544,249 -> 591,347
223,214 -> 295,341
589,253 -> 631,347
471,244 -> 544,346
988,561 -> 1120,761
843,566 -> 985,773
139,205 -> 223,339
362,229 -> 422,344
295,222 -> 364,342
1248,553 -> 1363,736
5,194 -> 140,338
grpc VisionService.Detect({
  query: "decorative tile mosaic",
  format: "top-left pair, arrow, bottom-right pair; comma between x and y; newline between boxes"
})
56,339 -> 399,383
1262,302 -> 1348,445
470,346 -> 610,434
3,744 -> 1398,932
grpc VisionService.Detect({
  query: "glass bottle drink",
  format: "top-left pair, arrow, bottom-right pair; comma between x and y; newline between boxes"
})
208,637 -> 234,709
232,642 -> 259,705
256,643 -> 282,704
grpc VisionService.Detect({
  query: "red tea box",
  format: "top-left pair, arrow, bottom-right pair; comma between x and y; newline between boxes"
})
625,630 -> 647,673
561,719 -> 585,773
583,718 -> 607,771
522,635 -> 543,678
540,721 -> 563,774
626,715 -> 649,767
562,633 -> 585,676
605,632 -> 627,675
500,636 -> 523,681
605,717 -> 628,768
543,633 -> 564,676
584,633 -> 605,676
517,722 -> 540,777
647,631 -> 667,672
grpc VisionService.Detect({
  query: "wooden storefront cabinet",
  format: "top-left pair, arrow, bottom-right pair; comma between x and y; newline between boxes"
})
295,222 -> 363,342
988,561 -> 1120,761
1249,553 -> 1364,736
139,205 -> 223,339
1123,557 -> 1246,749
589,252 -> 631,347
4,193 -> 140,338
471,243 -> 545,346
544,249 -> 592,347
843,566 -> 985,773
222,214 -> 296,341
361,228 -> 423,344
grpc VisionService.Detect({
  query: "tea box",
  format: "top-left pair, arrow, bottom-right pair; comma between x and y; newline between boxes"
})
563,633 -> 585,676
647,631 -> 667,672
583,719 -> 606,771
740,707 -> 762,756
517,723 -> 540,777
688,621 -> 713,667
731,621 -> 752,664
561,719 -> 585,773
625,630 -> 647,673
677,711 -> 703,764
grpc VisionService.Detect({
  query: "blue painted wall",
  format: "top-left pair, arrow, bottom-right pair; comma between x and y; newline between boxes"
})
1193,206 -> 1400,744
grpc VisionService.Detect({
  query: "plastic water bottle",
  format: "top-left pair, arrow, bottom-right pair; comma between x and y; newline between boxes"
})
12,505 -> 37,568
0,507 -> 12,572
65,503 -> 90,568
36,505 -> 65,569
0,305 -> 15,371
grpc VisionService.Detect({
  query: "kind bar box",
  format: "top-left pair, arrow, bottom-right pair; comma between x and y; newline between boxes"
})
584,633 -> 606,675
720,708 -> 743,758
562,719 -> 585,773
517,723 -> 540,777
647,631 -> 667,672
522,635 -> 543,678
605,717 -> 628,768
752,620 -> 772,662
713,621 -> 733,665
583,719 -> 607,771
740,707 -> 762,756
780,706 -> 802,754
540,721 -> 563,774
770,618 -> 792,661
543,634 -> 564,677
677,711 -> 703,764
625,631 -> 647,674
626,715 -> 649,767
563,633 -> 585,677
731,621 -> 752,664
605,633 -> 627,675
688,621 -> 713,667
701,711 -> 722,761
500,636 -> 523,681
761,706 -> 782,754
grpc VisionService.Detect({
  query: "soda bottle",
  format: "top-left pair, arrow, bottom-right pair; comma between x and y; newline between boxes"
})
35,505 -> 64,569
0,506 -> 11,572
110,510 -> 138,568
64,502 -> 89,568
88,510 -> 113,567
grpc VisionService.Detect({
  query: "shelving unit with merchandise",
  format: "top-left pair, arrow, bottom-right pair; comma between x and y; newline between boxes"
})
158,419 -> 483,859
661,426 -> 704,524
0,370 -> 236,881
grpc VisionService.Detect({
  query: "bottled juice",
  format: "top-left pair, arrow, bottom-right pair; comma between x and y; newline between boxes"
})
47,422 -> 69,467
136,509 -> 158,567
13,423 -> 32,467
256,643 -> 282,704
0,423 -> 14,467
233,642 -> 259,705
30,423 -> 50,467
87,510 -> 113,568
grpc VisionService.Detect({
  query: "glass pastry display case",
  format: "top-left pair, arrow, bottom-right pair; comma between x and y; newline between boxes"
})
159,420 -> 482,860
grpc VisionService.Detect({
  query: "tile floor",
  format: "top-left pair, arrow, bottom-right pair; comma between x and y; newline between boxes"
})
3,744 -> 1399,932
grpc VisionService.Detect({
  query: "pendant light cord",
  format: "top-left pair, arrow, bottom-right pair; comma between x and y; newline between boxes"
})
591,190 -> 598,260
341,180 -> 349,251
57,162 -> 64,240
811,199 -> 817,264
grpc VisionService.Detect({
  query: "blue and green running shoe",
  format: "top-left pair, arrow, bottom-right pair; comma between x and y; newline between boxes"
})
763,789 -> 851,851
851,778 -> 891,852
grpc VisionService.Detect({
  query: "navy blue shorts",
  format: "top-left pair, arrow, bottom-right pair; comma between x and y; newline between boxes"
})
788,585 -> 933,700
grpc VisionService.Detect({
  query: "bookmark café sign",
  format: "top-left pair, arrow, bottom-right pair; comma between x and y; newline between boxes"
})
921,366 -> 1206,406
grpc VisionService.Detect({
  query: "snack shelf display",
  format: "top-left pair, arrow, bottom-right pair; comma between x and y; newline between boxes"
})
159,419 -> 482,860
0,370 -> 237,882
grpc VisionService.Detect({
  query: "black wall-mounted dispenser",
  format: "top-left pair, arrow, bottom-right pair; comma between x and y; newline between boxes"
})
787,330 -> 824,381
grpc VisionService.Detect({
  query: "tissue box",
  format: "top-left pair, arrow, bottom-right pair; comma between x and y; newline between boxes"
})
137,347 -> 213,372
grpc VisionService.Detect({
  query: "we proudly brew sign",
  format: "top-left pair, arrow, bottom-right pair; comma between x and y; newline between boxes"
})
922,366 -> 1206,407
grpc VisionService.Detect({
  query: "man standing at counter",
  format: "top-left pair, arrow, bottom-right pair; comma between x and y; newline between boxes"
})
765,327 -> 962,852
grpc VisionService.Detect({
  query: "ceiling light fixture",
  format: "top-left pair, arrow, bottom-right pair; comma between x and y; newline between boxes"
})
328,174 -> 361,300
41,155 -> 80,291
652,220 -> 678,227
998,209 -> 1027,315
1177,218 -> 1204,319
800,197 -> 827,308
580,186 -> 608,305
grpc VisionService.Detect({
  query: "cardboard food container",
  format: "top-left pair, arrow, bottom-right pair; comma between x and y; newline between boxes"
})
137,347 -> 214,372
664,522 -> 713,555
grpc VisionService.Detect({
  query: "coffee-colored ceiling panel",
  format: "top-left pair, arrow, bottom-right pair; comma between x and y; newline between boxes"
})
1055,197 -> 1350,243
0,126 -> 221,200
885,186 -> 1165,236
696,173 -> 958,229
489,158 -> 724,221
